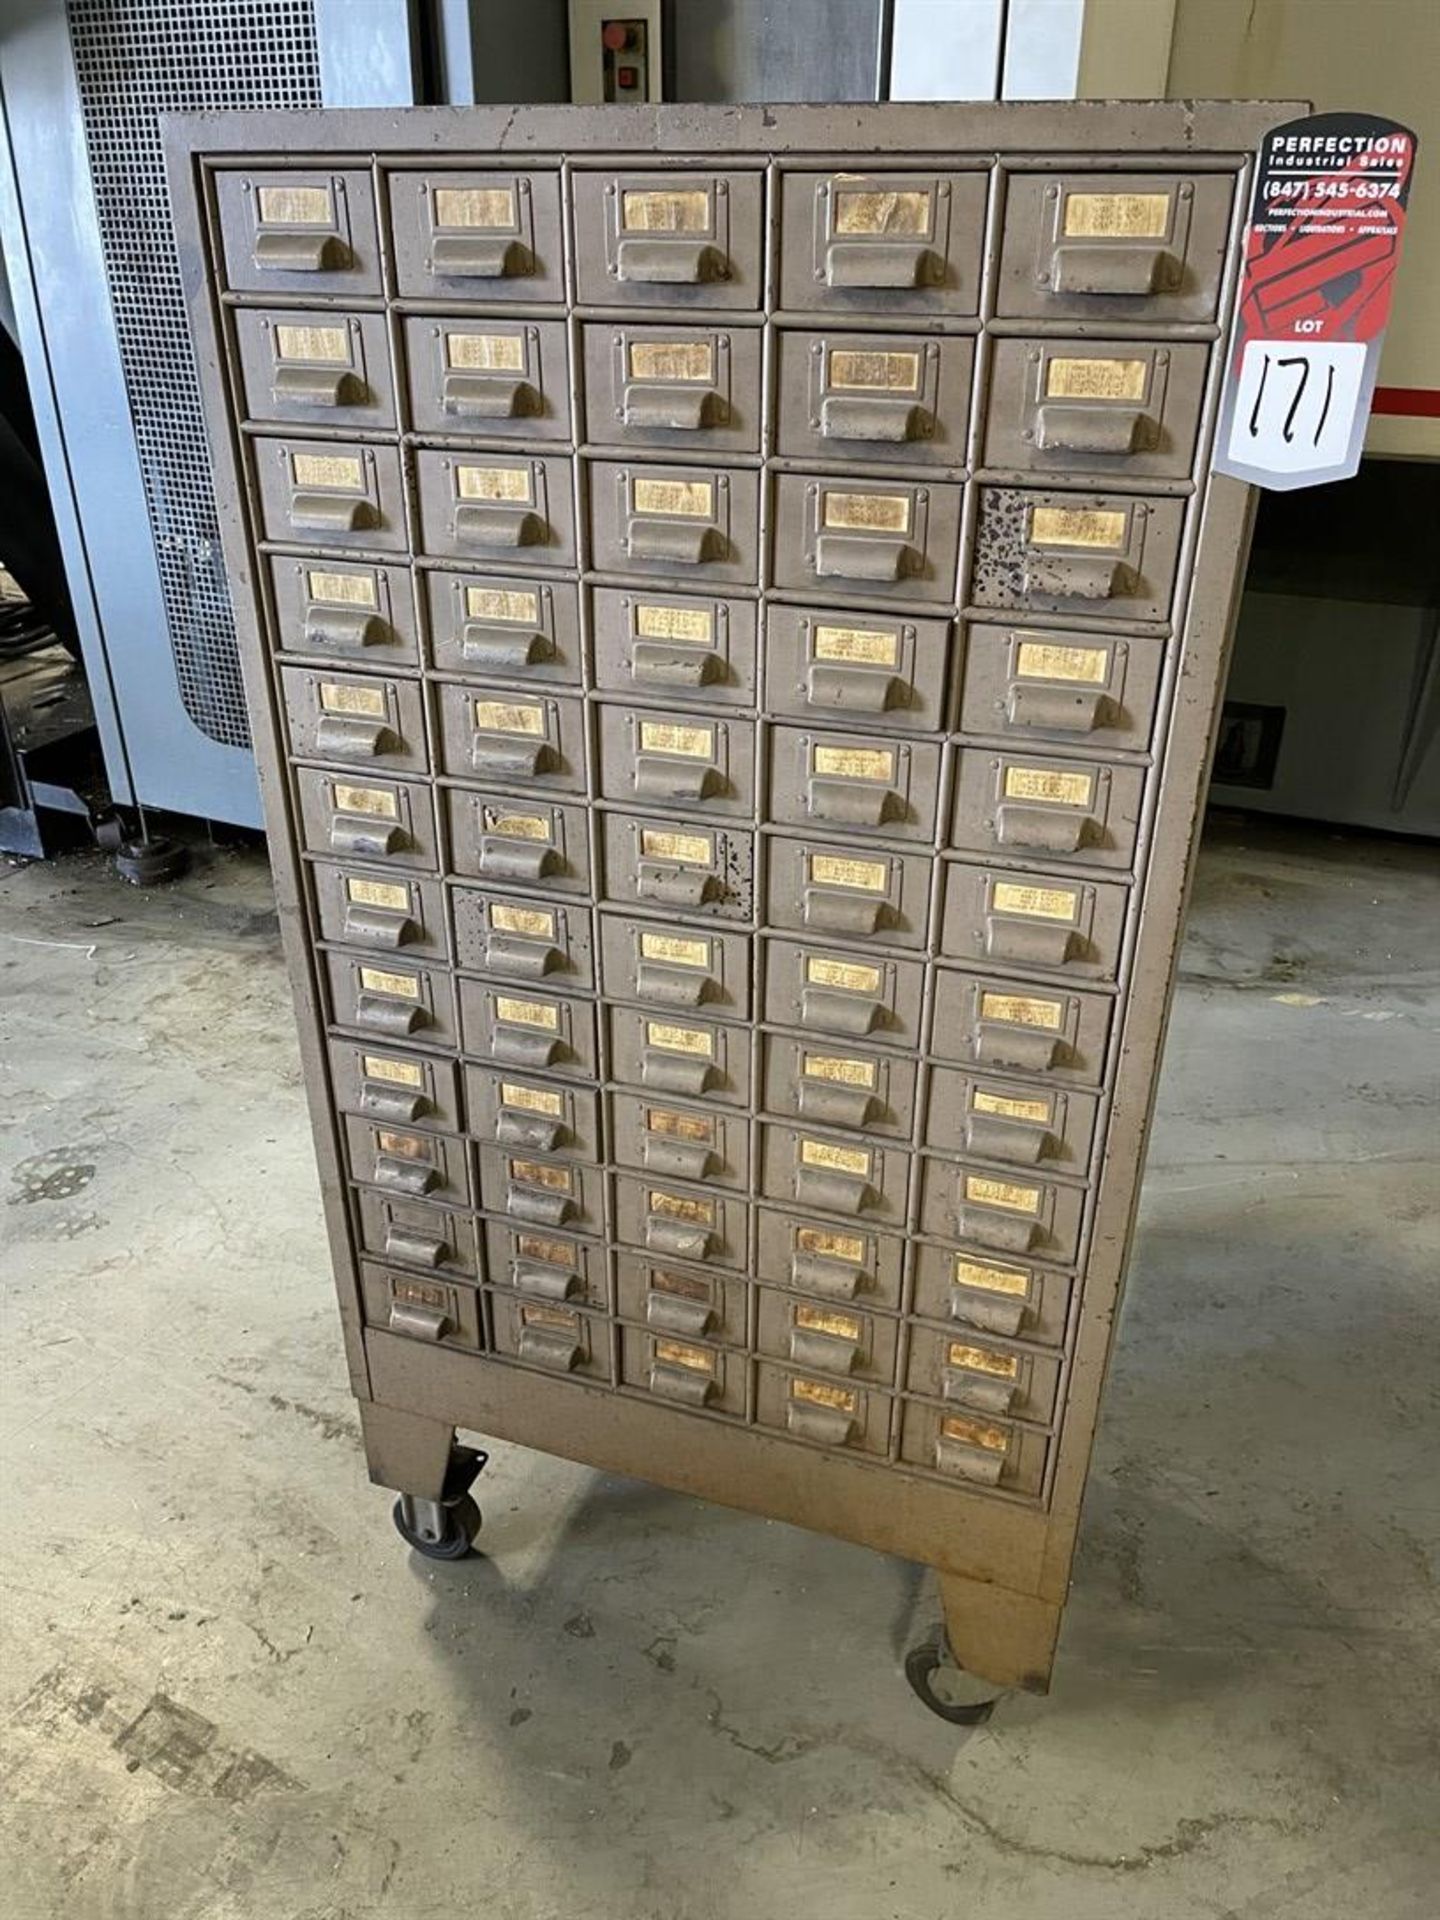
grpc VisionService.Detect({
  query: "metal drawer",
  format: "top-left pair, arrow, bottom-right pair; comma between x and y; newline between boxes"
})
598,913 -> 752,1021
401,315 -> 570,440
354,1190 -> 479,1277
619,1327 -> 747,1419
457,978 -> 600,1079
582,322 -> 763,453
777,169 -> 988,317
490,1293 -> 614,1384
760,937 -> 924,1050
293,767 -> 439,871
597,704 -> 756,818
309,862 -> 448,960
756,1285 -> 898,1389
760,1032 -> 918,1139
477,1145 -> 606,1234
463,1066 -> 602,1162
765,724 -> 941,845
360,1264 -> 483,1351
762,603 -> 952,731
342,1112 -> 471,1207
970,489 -> 1187,625
483,1219 -> 610,1310
234,308 -> 395,430
612,1173 -> 749,1271
588,460 -> 762,586
450,887 -> 595,991
423,570 -> 582,686
322,948 -> 458,1048
939,859 -> 1130,981
917,1156 -> 1086,1267
572,168 -> 765,310
592,586 -> 758,706
442,788 -> 592,895
216,168 -> 381,295
754,1206 -> 905,1312
958,622 -> 1165,753
615,1252 -> 747,1346
253,438 -> 406,553
771,471 -> 964,608
897,1398 -> 1049,1498
267,556 -> 419,666
755,1362 -> 892,1457
764,835 -> 931,950
949,748 -> 1148,871
608,1091 -> 749,1192
775,328 -> 974,466
326,1036 -> 463,1134
388,168 -> 566,302
281,664 -> 426,774
981,339 -> 1210,481
608,1005 -> 752,1108
912,1241 -> 1073,1347
905,1325 -> 1060,1425
414,450 -> 577,567
923,1066 -> 1101,1173
928,969 -> 1114,1085
436,684 -> 587,793
599,812 -> 755,921
758,1122 -> 910,1226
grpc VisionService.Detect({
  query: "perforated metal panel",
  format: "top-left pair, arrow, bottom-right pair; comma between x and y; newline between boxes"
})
66,0 -> 322,750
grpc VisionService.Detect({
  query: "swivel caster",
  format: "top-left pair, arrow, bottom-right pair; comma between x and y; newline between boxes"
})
904,1633 -> 1001,1725
391,1442 -> 487,1562
392,1490 -> 481,1561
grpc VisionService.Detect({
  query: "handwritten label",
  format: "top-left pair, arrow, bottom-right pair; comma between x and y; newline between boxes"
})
633,477 -> 713,519
257,183 -> 331,225
319,680 -> 385,717
308,569 -> 376,608
1003,765 -> 1095,809
457,464 -> 532,501
813,743 -> 895,783
833,188 -> 929,236
806,955 -> 881,995
467,586 -> 540,625
446,331 -> 524,371
474,699 -> 544,735
433,185 -> 515,229
275,324 -> 348,363
490,903 -> 555,939
358,967 -> 418,1000
813,623 -> 899,667
955,1256 -> 1030,1299
991,880 -> 1078,922
1046,356 -> 1149,401
800,1137 -> 870,1178
332,783 -> 397,819
292,452 -> 361,490
622,189 -> 710,232
964,1175 -> 1040,1215
639,721 -> 713,758
802,1052 -> 876,1089
829,348 -> 921,393
629,340 -> 715,383
980,991 -> 1063,1031
635,602 -> 713,644
362,1054 -> 423,1088
809,853 -> 886,893
640,931 -> 709,968
1063,191 -> 1170,239
641,828 -> 711,866
495,996 -> 559,1031
822,490 -> 910,534
1015,640 -> 1109,685
1030,506 -> 1127,550
346,876 -> 408,911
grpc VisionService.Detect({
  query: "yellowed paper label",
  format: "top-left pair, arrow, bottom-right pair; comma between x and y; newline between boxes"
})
813,623 -> 899,668
635,602 -> 713,644
650,1267 -> 710,1302
394,1278 -> 448,1314
800,1137 -> 870,1178
647,1021 -> 714,1058
307,568 -> 376,608
1003,765 -> 1095,809
319,680 -> 385,717
375,1129 -> 429,1160
941,1413 -> 1008,1453
991,880 -> 1078,921
640,932 -> 709,968
648,1189 -> 714,1224
1063,190 -> 1171,239
955,1256 -> 1030,1299
796,1226 -> 865,1263
457,464 -> 532,502
362,1053 -> 423,1088
358,966 -> 418,1000
654,1338 -> 715,1373
293,452 -> 361,490
1015,640 -> 1109,685
980,991 -> 1063,1032
332,782 -> 397,819
501,1082 -> 563,1116
495,996 -> 559,1032
972,1087 -> 1052,1124
433,185 -> 515,230
621,188 -> 709,232
634,477 -> 713,519
1046,356 -> 1149,402
510,1158 -> 572,1191
257,183 -> 331,225
639,720 -> 713,759
646,1107 -> 713,1143
809,853 -> 887,893
484,809 -> 550,841
516,1233 -> 575,1266
346,876 -> 409,911
822,490 -> 910,534
466,586 -> 540,625
641,828 -> 711,866
791,1376 -> 857,1414
446,331 -> 525,371
833,188 -> 929,235
521,1301 -> 579,1331
275,323 -> 348,363
802,1052 -> 876,1089
805,955 -> 881,995
474,699 -> 544,735
629,340 -> 715,384
948,1342 -> 1019,1379
828,348 -> 922,393
794,1303 -> 862,1341
965,1174 -> 1040,1215
813,743 -> 895,783
490,903 -> 555,939
1030,506 -> 1127,550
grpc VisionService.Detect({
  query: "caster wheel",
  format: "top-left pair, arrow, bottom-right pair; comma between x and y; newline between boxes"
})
904,1635 -> 999,1725
113,835 -> 189,887
392,1491 -> 480,1561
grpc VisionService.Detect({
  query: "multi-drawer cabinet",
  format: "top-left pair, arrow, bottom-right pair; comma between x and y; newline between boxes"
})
174,98 -> 1279,1710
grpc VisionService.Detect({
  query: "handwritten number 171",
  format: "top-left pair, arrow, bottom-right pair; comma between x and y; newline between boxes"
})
1247,351 -> 1337,446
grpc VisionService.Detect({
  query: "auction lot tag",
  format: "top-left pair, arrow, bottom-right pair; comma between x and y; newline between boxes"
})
1215,113 -> 1417,490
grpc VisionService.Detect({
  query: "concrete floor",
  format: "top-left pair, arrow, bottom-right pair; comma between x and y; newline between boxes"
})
0,813 -> 1436,1920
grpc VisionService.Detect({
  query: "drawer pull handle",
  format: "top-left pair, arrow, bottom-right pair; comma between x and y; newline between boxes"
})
1036,403 -> 1154,455
303,606 -> 392,651
996,803 -> 1096,855
341,903 -> 417,950
616,238 -> 728,284
382,1223 -> 447,1268
442,371 -> 538,419
802,887 -> 886,936
943,1369 -> 1018,1417
272,365 -> 367,408
470,737 -> 556,780
963,1114 -> 1052,1166
934,1430 -> 1005,1485
431,234 -> 530,279
623,384 -> 726,431
482,933 -> 565,979
388,1299 -> 449,1341
461,623 -> 554,672
648,1359 -> 716,1406
641,1050 -> 719,1098
1006,686 -> 1111,734
477,837 -> 563,883
290,491 -> 377,533
786,1399 -> 856,1447
807,777 -> 903,829
314,714 -> 397,760
355,992 -> 426,1036
511,1259 -> 582,1301
373,1152 -> 441,1197
626,519 -> 727,566
820,395 -> 928,443
638,862 -> 721,908
491,1026 -> 564,1070
359,1081 -> 427,1124
454,503 -> 545,550
800,985 -> 884,1038
794,1165 -> 876,1217
949,1286 -> 1027,1339
797,1080 -> 882,1130
635,961 -> 717,1008
645,1289 -> 715,1337
790,1326 -> 861,1374
790,1250 -> 869,1300
254,231 -> 349,272
985,916 -> 1083,968
824,240 -> 937,289
506,1183 -> 575,1227
806,662 -> 906,714
957,1205 -> 1040,1254
815,532 -> 911,583
642,1135 -> 720,1183
975,1022 -> 1064,1074
329,819 -> 405,859
1050,243 -> 1178,296
631,640 -> 724,688
1022,556 -> 1134,601
517,1324 -> 582,1371
634,756 -> 725,803
644,1215 -> 717,1262
495,1111 -> 567,1153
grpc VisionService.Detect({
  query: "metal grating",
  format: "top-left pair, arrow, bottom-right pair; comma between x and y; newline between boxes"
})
66,0 -> 323,752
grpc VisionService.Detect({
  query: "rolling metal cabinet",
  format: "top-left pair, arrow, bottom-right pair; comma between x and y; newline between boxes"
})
167,99 -> 1295,1709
